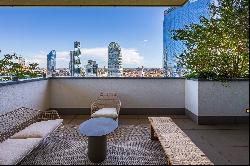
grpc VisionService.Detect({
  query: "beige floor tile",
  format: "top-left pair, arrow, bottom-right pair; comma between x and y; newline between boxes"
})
137,115 -> 149,119
60,115 -> 76,119
68,118 -> 86,125
119,115 -> 138,119
62,118 -> 73,124
74,115 -> 90,119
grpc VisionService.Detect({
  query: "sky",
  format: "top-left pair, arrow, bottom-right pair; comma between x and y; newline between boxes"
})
0,7 -> 167,68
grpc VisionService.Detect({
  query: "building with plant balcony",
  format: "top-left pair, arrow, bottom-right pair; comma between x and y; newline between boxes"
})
108,42 -> 123,77
69,41 -> 82,76
85,60 -> 98,77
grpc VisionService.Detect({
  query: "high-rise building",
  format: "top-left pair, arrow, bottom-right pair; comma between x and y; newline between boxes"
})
69,41 -> 82,76
85,60 -> 98,77
108,42 -> 123,77
47,50 -> 56,76
163,0 -> 212,77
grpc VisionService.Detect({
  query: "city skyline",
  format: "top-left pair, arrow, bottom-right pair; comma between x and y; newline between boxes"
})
0,7 -> 166,68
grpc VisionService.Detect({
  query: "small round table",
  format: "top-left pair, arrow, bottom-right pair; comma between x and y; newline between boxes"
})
79,117 -> 118,163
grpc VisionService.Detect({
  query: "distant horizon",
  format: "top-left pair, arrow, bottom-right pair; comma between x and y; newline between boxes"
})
0,7 -> 167,68
38,66 -> 163,69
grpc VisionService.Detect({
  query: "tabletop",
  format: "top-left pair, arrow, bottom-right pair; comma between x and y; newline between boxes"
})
79,117 -> 118,137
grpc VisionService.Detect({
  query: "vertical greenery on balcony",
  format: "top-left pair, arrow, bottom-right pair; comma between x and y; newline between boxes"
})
173,0 -> 249,80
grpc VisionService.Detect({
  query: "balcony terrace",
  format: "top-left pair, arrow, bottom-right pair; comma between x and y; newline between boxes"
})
0,77 -> 249,165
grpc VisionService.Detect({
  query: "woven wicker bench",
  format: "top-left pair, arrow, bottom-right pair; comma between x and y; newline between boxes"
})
148,117 -> 213,165
0,107 -> 62,165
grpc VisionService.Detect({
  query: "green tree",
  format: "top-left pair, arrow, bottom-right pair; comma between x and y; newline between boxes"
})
27,63 -> 39,78
173,0 -> 249,80
0,54 -> 41,80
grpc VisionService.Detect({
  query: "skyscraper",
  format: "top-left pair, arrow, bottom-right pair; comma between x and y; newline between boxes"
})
69,41 -> 82,76
163,0 -> 212,77
108,42 -> 123,77
85,60 -> 98,77
47,50 -> 56,76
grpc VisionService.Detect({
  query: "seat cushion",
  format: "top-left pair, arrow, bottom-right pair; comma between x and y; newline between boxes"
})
91,108 -> 118,118
0,138 -> 42,165
11,119 -> 63,139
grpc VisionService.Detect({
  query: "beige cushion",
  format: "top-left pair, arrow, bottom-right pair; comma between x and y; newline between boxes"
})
11,119 -> 63,139
91,108 -> 118,118
0,138 -> 42,165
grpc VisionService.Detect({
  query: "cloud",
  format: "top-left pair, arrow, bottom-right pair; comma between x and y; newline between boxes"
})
57,51 -> 69,60
82,47 -> 107,59
82,47 -> 144,66
143,40 -> 148,42
26,51 -> 70,68
122,48 -> 144,66
27,47 -> 144,68
26,51 -> 47,66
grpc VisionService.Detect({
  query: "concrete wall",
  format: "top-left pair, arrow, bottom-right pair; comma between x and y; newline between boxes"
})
1,78 -> 248,123
185,80 -> 199,116
198,81 -> 249,116
185,79 -> 249,124
50,78 -> 185,110
0,79 -> 50,113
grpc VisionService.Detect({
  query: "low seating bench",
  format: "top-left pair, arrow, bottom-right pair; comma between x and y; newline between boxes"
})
0,107 -> 63,165
148,117 -> 213,165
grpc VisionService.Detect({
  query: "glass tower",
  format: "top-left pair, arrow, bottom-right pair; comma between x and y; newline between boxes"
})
163,0 -> 212,77
47,50 -> 56,76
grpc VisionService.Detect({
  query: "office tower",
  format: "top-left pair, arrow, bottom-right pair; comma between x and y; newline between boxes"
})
85,60 -> 98,77
163,0 -> 212,77
108,42 -> 123,77
47,50 -> 56,76
69,41 -> 82,76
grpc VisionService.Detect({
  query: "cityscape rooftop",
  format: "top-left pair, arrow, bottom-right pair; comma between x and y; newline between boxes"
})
0,0 -> 249,165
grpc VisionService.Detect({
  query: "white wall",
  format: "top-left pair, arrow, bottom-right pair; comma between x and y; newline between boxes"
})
1,78 -> 248,118
185,80 -> 199,116
198,81 -> 249,116
0,80 -> 50,113
50,78 -> 185,109
185,80 -> 249,117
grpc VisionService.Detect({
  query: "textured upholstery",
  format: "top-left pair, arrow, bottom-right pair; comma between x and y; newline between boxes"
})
11,119 -> 63,139
91,108 -> 118,119
0,107 -> 40,143
0,138 -> 42,165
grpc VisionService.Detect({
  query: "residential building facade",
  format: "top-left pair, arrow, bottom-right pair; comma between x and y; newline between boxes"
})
69,41 -> 81,76
108,42 -> 123,77
85,60 -> 98,77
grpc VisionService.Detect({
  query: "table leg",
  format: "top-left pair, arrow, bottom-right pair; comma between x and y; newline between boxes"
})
88,135 -> 107,163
